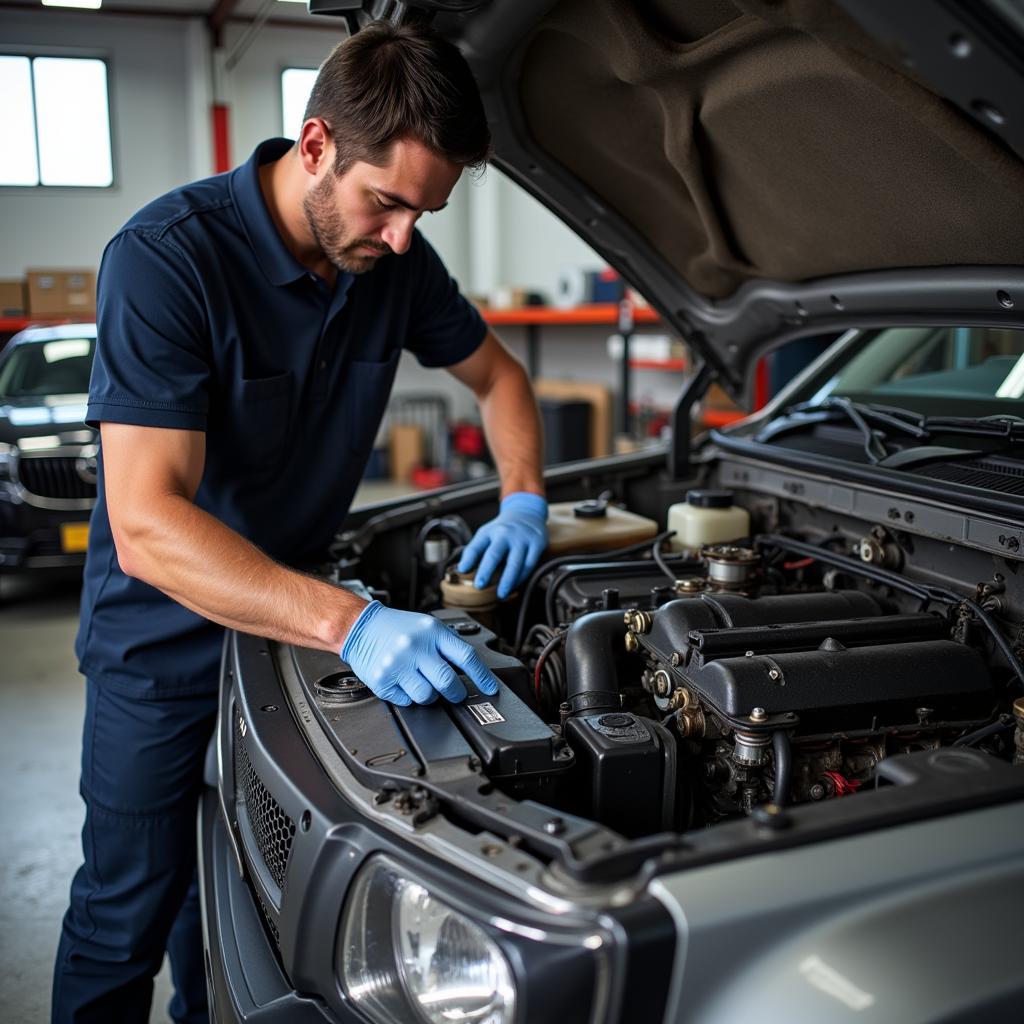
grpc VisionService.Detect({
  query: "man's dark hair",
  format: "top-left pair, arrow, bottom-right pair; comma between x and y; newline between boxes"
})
303,20 -> 492,176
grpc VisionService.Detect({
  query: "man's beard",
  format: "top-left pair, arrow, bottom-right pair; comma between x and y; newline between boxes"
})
303,173 -> 391,274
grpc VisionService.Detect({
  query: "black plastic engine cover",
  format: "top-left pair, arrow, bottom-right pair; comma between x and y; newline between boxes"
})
288,608 -> 572,793
550,559 -> 701,618
640,592 -> 992,717
688,639 -> 990,716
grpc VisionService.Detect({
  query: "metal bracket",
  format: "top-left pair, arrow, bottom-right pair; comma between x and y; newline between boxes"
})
668,360 -> 712,480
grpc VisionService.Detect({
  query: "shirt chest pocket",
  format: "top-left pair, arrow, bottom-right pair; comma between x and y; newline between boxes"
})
341,350 -> 401,455
222,370 -> 292,467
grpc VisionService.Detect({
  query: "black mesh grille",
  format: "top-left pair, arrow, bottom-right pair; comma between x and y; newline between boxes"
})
18,456 -> 95,500
256,891 -> 281,947
914,458 -> 1024,496
233,716 -> 295,890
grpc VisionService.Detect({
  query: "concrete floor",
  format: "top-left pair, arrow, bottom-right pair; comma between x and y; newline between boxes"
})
0,480 -> 415,1022
0,570 -> 178,1023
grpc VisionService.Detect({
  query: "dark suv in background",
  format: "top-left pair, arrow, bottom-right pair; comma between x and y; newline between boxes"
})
0,324 -> 97,574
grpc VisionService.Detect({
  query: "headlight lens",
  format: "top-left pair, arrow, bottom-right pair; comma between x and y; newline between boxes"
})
340,856 -> 516,1024
0,443 -> 15,483
395,880 -> 514,1023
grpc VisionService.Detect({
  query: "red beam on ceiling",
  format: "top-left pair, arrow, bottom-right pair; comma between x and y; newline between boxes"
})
208,0 -> 240,39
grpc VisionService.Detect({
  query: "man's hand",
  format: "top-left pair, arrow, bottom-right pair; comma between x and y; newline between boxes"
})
341,601 -> 499,706
457,492 -> 548,599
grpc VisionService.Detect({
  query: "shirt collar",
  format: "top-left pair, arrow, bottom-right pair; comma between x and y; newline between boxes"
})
231,138 -> 314,288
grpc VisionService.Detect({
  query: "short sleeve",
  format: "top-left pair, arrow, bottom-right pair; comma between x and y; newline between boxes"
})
87,229 -> 210,430
403,231 -> 487,368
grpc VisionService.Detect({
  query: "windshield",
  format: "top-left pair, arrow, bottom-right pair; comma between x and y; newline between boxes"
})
812,326 -> 1024,415
0,337 -> 95,398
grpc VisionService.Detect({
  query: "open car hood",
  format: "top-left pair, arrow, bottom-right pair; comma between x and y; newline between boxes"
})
313,0 -> 1024,403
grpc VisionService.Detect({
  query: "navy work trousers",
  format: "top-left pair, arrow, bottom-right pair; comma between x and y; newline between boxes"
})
52,680 -> 217,1024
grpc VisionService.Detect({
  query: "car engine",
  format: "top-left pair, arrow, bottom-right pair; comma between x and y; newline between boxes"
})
309,473 -> 1023,853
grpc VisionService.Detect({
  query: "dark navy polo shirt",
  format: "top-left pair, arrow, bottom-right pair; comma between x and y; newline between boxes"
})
76,138 -> 486,696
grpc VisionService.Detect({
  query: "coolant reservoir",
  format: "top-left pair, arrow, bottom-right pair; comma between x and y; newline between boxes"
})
440,571 -> 499,628
667,490 -> 750,550
546,500 -> 658,555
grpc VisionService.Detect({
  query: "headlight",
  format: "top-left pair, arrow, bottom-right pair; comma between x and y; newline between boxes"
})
0,443 -> 15,483
340,856 -> 516,1024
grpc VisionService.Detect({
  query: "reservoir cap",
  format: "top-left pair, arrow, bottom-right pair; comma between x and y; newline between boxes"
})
686,489 -> 733,508
573,498 -> 608,518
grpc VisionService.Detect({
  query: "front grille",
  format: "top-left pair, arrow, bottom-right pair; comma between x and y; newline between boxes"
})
256,891 -> 281,947
233,716 -> 295,890
914,458 -> 1024,496
18,455 -> 95,500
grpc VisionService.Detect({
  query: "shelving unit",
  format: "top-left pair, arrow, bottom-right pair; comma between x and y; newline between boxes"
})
480,303 -> 755,435
481,302 -> 665,432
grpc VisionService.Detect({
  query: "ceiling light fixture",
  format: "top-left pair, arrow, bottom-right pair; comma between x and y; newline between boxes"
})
41,1 -> 103,9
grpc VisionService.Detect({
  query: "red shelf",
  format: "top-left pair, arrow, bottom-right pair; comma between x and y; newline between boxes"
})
629,358 -> 687,370
0,316 -> 74,332
480,303 -> 659,326
702,408 -> 747,428
4,307 -> 663,333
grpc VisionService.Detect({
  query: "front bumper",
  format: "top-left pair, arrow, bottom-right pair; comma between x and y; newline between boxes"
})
201,631 -> 675,1024
0,492 -> 91,571
198,789 -> 340,1023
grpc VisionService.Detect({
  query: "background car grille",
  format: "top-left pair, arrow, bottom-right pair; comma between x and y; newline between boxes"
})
233,716 -> 295,891
18,455 -> 95,500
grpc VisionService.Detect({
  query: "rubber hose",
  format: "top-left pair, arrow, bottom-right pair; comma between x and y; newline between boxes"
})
772,729 -> 792,806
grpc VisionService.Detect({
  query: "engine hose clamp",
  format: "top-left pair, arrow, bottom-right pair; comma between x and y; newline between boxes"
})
565,690 -> 622,716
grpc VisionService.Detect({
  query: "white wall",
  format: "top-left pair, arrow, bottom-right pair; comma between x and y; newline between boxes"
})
0,9 -> 199,277
495,170 -> 603,301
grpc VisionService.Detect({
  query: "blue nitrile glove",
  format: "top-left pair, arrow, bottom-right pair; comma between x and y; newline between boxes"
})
457,492 -> 548,599
341,601 -> 499,706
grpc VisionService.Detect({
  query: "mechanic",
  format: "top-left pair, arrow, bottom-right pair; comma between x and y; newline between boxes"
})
52,21 -> 547,1024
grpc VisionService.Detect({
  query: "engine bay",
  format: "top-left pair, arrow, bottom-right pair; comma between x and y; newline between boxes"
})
284,456 -> 1024,880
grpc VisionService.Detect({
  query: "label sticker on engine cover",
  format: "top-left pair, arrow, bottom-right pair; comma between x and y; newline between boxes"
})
468,702 -> 505,725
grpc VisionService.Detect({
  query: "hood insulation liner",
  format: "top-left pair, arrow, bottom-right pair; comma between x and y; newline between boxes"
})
519,0 -> 1024,299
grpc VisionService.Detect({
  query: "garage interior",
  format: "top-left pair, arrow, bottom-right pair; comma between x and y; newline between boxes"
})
3,0 -> 1024,1021
0,3 -> 720,1021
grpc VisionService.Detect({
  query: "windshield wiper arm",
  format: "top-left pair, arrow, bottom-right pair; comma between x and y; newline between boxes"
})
755,397 -> 929,464
922,414 -> 1024,443
753,400 -> 1024,467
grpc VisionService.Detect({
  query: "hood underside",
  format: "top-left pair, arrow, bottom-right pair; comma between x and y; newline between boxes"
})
519,0 -> 1024,299
326,0 -> 1024,398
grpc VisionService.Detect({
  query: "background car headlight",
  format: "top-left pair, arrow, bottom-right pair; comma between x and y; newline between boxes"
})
0,443 -> 16,484
340,855 -> 516,1024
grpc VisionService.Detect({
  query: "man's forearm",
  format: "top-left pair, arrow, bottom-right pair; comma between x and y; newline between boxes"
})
476,359 -> 545,498
116,493 -> 365,653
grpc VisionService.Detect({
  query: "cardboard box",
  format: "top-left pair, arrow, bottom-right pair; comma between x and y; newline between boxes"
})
703,383 -> 741,411
389,423 -> 424,482
26,268 -> 96,319
0,279 -> 26,317
534,378 -> 612,458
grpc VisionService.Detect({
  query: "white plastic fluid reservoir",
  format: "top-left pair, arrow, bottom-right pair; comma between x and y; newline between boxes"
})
546,500 -> 659,555
667,490 -> 750,550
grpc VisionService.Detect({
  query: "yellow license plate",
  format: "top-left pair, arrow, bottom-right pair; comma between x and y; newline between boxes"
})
60,522 -> 90,553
